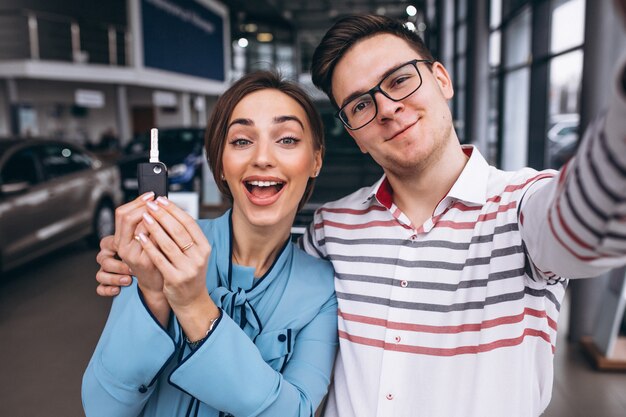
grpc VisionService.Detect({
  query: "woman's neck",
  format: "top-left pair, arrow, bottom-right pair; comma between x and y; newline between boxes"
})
230,210 -> 293,278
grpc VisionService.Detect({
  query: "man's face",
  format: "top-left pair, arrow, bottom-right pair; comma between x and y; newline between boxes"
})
331,34 -> 455,175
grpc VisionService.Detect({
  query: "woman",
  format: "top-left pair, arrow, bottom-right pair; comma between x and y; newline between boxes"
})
82,71 -> 337,417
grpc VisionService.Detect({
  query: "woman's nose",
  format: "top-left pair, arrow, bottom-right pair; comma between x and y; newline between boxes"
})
252,140 -> 275,168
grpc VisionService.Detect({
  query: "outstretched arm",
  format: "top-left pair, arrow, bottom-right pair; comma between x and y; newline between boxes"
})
519,51 -> 626,279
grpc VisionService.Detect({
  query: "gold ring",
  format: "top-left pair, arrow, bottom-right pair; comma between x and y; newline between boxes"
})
180,241 -> 195,252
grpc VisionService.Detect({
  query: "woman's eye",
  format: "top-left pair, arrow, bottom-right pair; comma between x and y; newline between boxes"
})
279,137 -> 300,145
230,138 -> 251,147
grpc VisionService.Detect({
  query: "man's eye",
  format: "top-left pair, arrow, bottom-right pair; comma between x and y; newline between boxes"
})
390,75 -> 412,88
352,99 -> 371,115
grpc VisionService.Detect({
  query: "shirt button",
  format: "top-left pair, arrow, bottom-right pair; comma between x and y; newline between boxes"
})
386,393 -> 394,400
138,384 -> 147,393
394,336 -> 401,343
278,334 -> 287,342
400,280 -> 408,288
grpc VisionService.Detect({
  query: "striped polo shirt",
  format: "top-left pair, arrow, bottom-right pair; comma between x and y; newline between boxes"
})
301,68 -> 626,417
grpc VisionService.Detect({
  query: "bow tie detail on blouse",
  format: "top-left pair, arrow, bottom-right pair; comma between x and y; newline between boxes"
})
211,286 -> 262,340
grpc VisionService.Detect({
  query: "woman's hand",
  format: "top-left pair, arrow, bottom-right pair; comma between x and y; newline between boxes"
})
136,196 -> 219,341
113,192 -> 170,324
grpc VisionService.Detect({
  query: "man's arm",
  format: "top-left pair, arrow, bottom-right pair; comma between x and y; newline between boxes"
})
519,57 -> 626,279
298,208 -> 329,259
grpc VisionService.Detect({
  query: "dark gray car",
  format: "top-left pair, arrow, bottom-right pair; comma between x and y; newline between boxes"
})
0,139 -> 123,273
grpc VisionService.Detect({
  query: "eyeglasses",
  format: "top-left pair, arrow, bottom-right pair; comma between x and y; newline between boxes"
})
335,59 -> 433,130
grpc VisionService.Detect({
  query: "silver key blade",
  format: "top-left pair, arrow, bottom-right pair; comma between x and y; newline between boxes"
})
150,128 -> 159,163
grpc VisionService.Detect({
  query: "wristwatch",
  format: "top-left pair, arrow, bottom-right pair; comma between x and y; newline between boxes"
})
185,314 -> 220,350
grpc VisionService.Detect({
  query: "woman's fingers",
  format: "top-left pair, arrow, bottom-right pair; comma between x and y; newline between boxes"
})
144,197 -> 211,263
113,192 -> 155,248
136,232 -> 177,277
143,200 -> 196,254
154,197 -> 208,248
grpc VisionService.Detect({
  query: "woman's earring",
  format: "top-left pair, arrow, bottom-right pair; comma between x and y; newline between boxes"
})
220,174 -> 225,181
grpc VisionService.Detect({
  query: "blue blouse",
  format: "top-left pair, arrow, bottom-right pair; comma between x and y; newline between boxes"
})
82,211 -> 338,417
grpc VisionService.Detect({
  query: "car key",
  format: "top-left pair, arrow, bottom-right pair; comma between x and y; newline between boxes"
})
137,128 -> 168,197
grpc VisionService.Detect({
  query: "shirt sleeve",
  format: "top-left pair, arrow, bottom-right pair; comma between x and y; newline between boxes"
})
299,208 -> 329,260
168,291 -> 338,417
519,57 -> 626,279
81,279 -> 178,417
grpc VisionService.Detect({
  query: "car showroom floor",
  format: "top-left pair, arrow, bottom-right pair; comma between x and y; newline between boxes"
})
0,240 -> 625,417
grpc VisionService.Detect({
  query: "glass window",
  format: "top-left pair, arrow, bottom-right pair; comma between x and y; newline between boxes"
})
489,31 -> 501,68
1,148 -> 39,185
487,76 -> 500,164
504,6 -> 531,68
454,87 -> 466,143
39,145 -> 92,179
490,0 -> 502,28
457,0 -> 468,20
502,68 -> 530,170
546,50 -> 583,168
551,0 -> 585,54
276,44 -> 295,79
456,23 -> 467,53
456,55 -> 466,87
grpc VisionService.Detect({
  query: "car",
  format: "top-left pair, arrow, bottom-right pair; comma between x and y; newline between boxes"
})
547,113 -> 579,168
117,127 -> 206,201
0,138 -> 123,273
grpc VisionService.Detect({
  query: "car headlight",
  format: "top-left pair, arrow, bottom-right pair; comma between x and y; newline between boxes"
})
169,163 -> 188,177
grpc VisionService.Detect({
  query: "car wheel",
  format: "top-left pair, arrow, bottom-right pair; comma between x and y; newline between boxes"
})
88,202 -> 115,247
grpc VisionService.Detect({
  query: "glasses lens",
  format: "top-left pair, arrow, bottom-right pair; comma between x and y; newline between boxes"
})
339,94 -> 376,130
381,63 -> 421,101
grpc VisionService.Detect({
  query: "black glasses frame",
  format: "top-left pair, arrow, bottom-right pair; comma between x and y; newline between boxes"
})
335,59 -> 433,130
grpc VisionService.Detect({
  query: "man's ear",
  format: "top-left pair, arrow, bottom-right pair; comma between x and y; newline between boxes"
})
432,61 -> 454,100
346,128 -> 368,154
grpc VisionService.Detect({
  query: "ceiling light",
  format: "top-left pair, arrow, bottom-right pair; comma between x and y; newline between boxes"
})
237,38 -> 249,48
406,5 -> 417,16
404,22 -> 416,32
244,23 -> 258,32
256,32 -> 273,42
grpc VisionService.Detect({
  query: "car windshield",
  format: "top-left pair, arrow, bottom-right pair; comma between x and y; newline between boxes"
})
0,141 -> 19,157
126,129 -> 204,155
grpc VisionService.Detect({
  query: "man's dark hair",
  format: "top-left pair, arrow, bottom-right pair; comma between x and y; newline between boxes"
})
311,14 -> 435,107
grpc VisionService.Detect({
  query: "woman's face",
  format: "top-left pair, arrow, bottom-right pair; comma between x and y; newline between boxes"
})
222,89 -> 322,229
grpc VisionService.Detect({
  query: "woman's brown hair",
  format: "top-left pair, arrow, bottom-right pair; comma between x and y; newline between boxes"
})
205,70 -> 325,210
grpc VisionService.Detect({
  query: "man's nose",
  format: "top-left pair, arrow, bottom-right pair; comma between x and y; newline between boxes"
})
375,92 -> 403,121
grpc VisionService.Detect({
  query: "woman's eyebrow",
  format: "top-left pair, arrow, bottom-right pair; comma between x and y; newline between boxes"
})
273,115 -> 304,130
228,118 -> 254,129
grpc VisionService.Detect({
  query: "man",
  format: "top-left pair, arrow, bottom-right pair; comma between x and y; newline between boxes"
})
96,9 -> 626,417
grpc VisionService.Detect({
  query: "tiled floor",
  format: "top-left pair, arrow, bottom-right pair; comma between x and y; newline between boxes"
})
0,241 -> 625,416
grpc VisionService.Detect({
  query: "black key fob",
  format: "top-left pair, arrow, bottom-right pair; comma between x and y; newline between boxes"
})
137,162 -> 168,197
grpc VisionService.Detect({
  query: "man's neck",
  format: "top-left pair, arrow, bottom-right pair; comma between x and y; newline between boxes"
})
386,142 -> 469,229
